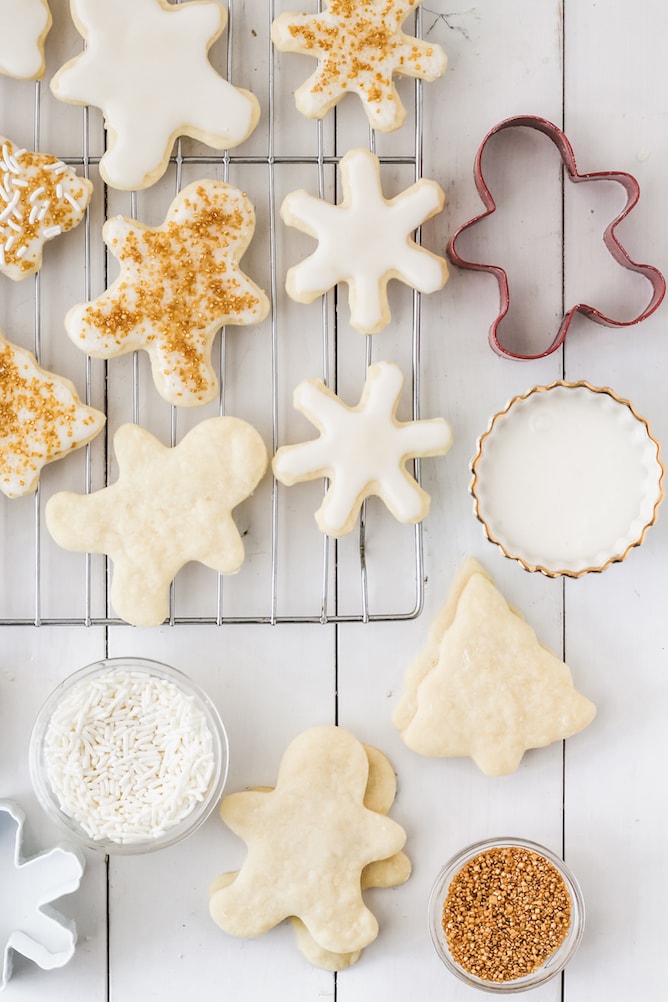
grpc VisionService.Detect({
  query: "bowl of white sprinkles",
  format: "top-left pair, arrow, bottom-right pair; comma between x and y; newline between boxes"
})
29,658 -> 229,854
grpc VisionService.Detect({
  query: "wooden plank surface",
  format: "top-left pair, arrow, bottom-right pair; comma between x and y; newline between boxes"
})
1,1 -> 667,1000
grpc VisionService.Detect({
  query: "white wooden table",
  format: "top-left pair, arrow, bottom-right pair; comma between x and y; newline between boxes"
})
1,1 -> 667,999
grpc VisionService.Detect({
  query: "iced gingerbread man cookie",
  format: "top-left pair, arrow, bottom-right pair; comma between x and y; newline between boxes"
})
0,0 -> 51,80
272,360 -> 452,537
272,0 -> 447,132
65,179 -> 269,407
50,0 -> 260,190
0,137 -> 93,281
0,329 -> 105,499
45,417 -> 268,627
281,147 -> 448,335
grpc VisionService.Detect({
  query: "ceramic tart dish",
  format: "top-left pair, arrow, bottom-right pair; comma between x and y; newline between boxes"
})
470,381 -> 664,577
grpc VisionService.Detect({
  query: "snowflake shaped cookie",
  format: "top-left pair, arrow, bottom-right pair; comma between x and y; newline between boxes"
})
0,137 -> 93,281
0,800 -> 84,990
272,360 -> 452,537
272,0 -> 447,132
393,559 -> 597,775
65,179 -> 269,407
0,0 -> 51,80
50,0 -> 260,190
209,726 -> 407,956
0,329 -> 105,498
45,417 -> 268,626
281,147 -> 448,334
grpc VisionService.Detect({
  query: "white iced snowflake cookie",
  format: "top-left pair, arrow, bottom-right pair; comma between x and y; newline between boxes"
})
272,360 -> 452,537
271,0 -> 447,133
281,147 -> 448,335
0,0 -> 51,80
0,137 -> 93,281
0,329 -> 105,499
65,179 -> 269,407
50,0 -> 260,190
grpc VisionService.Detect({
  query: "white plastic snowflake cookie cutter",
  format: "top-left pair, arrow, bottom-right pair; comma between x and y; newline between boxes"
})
0,799 -> 84,990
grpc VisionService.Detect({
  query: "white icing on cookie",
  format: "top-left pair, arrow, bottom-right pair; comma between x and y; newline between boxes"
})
271,0 -> 447,132
281,147 -> 448,335
65,178 -> 269,407
0,329 -> 105,498
50,0 -> 260,190
0,0 -> 51,80
272,361 -> 452,537
0,137 -> 93,281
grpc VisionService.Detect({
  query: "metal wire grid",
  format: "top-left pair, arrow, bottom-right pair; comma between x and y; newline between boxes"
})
1,0 -> 430,627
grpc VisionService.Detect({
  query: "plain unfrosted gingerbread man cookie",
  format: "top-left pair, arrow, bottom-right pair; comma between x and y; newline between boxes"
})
209,726 -> 407,958
65,179 -> 269,407
50,0 -> 260,190
45,417 -> 268,627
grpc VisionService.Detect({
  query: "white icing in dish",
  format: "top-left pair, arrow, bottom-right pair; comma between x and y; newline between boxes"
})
281,148 -> 447,335
50,0 -> 260,190
471,382 -> 664,575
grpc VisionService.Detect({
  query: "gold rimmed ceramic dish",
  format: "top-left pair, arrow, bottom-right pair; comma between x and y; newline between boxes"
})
470,381 -> 664,577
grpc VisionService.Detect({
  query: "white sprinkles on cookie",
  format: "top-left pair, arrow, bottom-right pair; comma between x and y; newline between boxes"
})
50,0 -> 260,190
0,328 -> 105,498
0,0 -> 52,80
0,137 -> 92,281
281,147 -> 448,335
272,360 -> 452,537
271,0 -> 447,132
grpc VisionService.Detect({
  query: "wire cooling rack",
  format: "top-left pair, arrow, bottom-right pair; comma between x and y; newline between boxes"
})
0,0 -> 437,627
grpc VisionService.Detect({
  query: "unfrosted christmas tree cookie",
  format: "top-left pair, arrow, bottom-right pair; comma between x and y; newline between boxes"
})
0,329 -> 104,498
273,360 -> 452,537
50,0 -> 260,190
65,179 -> 269,406
393,558 -> 596,775
272,0 -> 447,132
0,137 -> 92,281
281,147 -> 448,335
0,0 -> 51,80
45,417 -> 268,627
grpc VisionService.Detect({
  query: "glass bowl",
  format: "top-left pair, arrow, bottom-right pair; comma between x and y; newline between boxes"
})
29,657 -> 229,855
428,837 -> 585,993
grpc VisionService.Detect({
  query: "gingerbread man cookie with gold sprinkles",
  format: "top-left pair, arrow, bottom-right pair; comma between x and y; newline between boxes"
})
0,137 -> 92,281
271,0 -> 447,133
0,329 -> 105,498
0,0 -> 52,80
65,178 -> 269,407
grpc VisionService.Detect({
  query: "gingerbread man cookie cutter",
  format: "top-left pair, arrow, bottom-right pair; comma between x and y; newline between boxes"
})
447,115 -> 666,360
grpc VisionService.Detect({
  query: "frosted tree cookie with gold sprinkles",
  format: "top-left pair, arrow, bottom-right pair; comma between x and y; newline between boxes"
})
0,137 -> 93,281
45,417 -> 268,627
271,0 -> 447,133
50,0 -> 260,191
0,0 -> 51,80
65,179 -> 269,407
0,329 -> 105,498
281,147 -> 448,334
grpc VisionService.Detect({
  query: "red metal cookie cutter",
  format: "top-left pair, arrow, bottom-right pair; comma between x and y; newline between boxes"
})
447,115 -> 666,360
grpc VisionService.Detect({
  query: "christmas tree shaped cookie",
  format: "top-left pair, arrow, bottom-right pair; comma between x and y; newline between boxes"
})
393,558 -> 596,775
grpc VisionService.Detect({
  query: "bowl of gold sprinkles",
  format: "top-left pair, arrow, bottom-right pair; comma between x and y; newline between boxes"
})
428,838 -> 585,992
29,657 -> 229,854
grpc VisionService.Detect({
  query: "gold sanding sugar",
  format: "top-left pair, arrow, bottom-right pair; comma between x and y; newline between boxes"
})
441,846 -> 572,983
